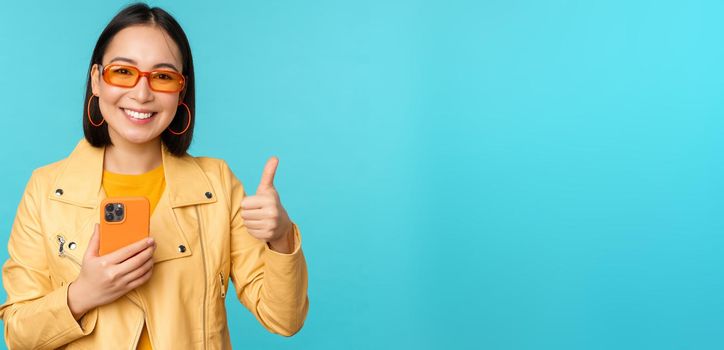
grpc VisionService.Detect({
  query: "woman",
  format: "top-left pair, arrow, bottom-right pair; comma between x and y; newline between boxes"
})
0,3 -> 309,349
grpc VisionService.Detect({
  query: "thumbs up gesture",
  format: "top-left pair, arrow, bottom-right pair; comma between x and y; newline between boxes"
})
241,156 -> 293,253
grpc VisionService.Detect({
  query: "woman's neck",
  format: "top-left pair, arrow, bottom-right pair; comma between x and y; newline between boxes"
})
104,136 -> 163,175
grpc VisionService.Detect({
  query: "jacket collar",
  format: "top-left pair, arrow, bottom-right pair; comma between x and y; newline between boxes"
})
49,138 -> 216,208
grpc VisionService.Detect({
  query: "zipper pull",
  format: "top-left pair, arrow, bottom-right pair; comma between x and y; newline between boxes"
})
57,235 -> 65,257
219,273 -> 226,298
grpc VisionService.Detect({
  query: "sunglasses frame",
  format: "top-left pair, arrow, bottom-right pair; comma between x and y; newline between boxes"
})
99,63 -> 186,93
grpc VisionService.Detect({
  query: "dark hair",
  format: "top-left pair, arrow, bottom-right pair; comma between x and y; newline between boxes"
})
83,3 -> 195,156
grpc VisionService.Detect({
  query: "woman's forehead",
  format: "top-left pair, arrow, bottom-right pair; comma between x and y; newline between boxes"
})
102,25 -> 183,71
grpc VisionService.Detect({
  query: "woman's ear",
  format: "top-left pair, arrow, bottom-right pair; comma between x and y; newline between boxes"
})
90,64 -> 100,96
179,84 -> 187,103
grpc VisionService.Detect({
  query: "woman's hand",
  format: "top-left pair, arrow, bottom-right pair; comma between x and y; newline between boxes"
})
241,157 -> 294,253
67,224 -> 156,320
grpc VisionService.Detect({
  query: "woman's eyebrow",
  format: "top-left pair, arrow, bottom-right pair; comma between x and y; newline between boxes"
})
108,56 -> 180,71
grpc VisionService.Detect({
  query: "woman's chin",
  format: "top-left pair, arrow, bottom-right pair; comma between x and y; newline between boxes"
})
110,129 -> 162,146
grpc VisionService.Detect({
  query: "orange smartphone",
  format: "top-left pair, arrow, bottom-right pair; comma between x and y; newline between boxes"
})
99,196 -> 150,256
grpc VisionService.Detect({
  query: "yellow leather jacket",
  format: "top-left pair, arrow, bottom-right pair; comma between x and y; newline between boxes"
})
0,139 -> 309,349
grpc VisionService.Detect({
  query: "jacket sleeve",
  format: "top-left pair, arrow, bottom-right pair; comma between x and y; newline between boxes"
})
0,171 -> 97,349
221,161 -> 309,337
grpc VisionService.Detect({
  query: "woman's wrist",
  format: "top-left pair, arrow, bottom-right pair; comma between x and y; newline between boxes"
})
67,280 -> 90,320
267,223 -> 294,254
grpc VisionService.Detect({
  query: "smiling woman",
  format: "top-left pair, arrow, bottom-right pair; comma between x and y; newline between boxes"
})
0,3 -> 309,349
89,25 -> 188,151
83,7 -> 195,158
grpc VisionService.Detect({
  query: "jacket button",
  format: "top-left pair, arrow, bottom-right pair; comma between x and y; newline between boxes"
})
205,192 -> 213,199
68,242 -> 77,250
178,245 -> 186,253
55,189 -> 64,196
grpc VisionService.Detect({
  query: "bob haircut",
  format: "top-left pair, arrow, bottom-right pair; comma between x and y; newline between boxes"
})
83,3 -> 195,156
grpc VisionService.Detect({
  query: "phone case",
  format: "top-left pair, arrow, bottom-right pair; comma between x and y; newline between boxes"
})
99,196 -> 150,256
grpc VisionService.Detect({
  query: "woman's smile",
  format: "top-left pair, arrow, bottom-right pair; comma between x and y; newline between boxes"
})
121,107 -> 157,124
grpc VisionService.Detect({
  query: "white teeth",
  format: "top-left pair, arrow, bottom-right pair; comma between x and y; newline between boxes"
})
123,108 -> 153,120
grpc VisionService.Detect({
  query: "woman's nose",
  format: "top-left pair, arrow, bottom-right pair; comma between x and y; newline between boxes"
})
129,75 -> 154,103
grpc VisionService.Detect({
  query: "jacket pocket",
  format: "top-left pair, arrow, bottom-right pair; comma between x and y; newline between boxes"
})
219,272 -> 227,299
208,267 -> 230,345
47,232 -> 83,285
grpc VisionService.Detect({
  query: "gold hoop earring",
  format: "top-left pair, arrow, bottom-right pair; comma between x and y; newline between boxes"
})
87,95 -> 104,127
168,102 -> 192,135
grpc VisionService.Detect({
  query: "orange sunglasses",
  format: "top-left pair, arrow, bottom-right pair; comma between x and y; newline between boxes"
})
100,64 -> 186,93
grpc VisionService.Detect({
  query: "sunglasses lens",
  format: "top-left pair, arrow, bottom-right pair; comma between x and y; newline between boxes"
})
105,65 -> 139,87
103,65 -> 184,92
150,72 -> 184,92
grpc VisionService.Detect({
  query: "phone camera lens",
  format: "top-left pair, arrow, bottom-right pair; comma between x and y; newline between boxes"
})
115,207 -> 124,216
105,203 -> 114,212
105,212 -> 114,221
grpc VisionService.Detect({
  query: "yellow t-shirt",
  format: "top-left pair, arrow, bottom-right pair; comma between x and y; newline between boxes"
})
102,164 -> 165,350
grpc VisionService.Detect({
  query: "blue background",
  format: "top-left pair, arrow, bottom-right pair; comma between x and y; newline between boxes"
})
1,1 -> 722,349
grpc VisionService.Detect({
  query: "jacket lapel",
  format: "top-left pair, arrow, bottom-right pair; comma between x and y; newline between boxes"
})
48,140 -> 104,208
48,139 -> 217,264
